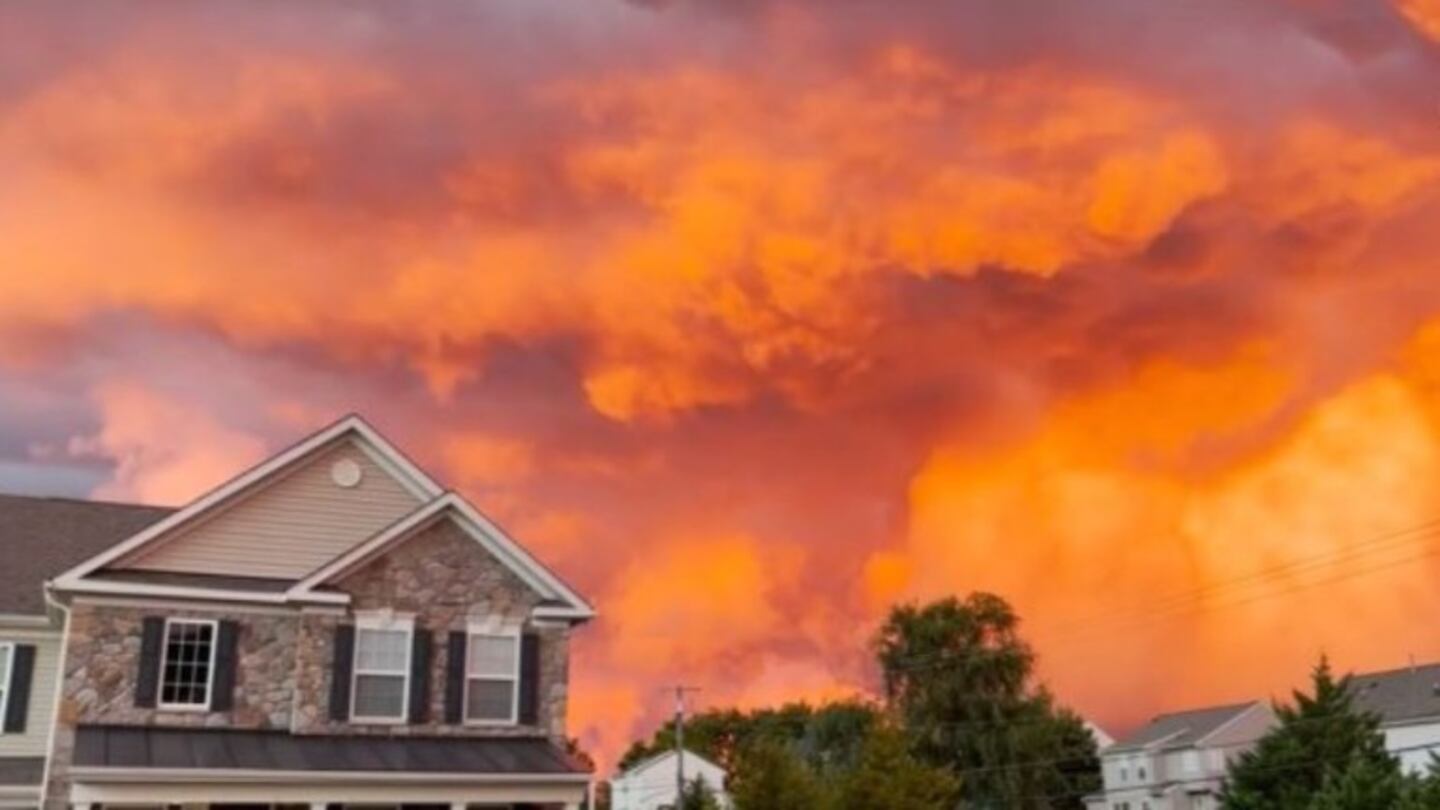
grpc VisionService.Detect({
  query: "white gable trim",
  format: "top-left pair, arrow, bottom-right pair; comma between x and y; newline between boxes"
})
286,493 -> 595,621
51,415 -> 443,591
1192,701 -> 1266,748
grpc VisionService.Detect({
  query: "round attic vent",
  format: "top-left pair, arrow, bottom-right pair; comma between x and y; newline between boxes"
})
331,458 -> 363,488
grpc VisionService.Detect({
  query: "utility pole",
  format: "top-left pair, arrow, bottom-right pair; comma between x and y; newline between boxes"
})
665,685 -> 701,809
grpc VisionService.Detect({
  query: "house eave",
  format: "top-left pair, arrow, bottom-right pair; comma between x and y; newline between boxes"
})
68,766 -> 592,785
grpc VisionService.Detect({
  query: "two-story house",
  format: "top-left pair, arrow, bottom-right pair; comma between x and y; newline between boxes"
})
4,415 -> 596,809
1084,701 -> 1275,810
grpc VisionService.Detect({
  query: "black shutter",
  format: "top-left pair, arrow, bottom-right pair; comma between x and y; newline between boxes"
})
3,644 -> 36,732
444,631 -> 466,724
518,631 -> 541,726
210,620 -> 240,712
329,624 -> 355,722
408,626 -> 432,724
135,616 -> 165,708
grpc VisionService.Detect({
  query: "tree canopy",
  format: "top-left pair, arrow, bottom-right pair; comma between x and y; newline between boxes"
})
876,593 -> 1100,808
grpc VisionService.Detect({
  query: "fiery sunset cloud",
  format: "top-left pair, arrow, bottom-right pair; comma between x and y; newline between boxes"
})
3,0 -> 1440,766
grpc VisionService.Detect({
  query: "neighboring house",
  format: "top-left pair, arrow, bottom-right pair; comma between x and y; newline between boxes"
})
0,494 -> 172,810
5,414 -> 596,809
611,749 -> 729,810
1087,719 -> 1116,752
1084,701 -> 1275,810
1351,662 -> 1440,774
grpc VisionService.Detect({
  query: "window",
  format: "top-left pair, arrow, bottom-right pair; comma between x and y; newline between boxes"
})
159,619 -> 217,709
351,617 -> 412,723
465,630 -> 519,724
0,643 -> 11,732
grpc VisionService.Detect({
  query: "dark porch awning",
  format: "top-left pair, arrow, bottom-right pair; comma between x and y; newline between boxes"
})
73,725 -> 589,776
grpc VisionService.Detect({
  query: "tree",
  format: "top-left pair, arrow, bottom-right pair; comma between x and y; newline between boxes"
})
875,593 -> 1099,808
679,776 -> 723,810
1223,657 -> 1396,810
834,725 -> 960,810
1307,755 -> 1408,810
619,701 -> 882,776
728,738 -> 835,810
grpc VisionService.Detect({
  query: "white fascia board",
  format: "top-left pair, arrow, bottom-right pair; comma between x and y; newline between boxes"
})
0,613 -> 54,628
287,493 -> 595,621
447,495 -> 596,620
50,578 -> 349,607
68,767 -> 591,785
51,414 -> 443,589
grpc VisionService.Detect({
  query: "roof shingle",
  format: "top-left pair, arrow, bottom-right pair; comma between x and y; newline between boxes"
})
1109,702 -> 1260,752
73,725 -> 590,775
1351,663 -> 1440,725
0,493 -> 172,615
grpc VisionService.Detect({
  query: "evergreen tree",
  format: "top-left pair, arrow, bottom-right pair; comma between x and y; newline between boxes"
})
1308,755 -> 1408,810
678,776 -> 723,810
1223,657 -> 1395,810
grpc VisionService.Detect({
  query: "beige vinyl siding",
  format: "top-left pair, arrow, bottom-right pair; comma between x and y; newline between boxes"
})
124,439 -> 423,579
0,629 -> 59,756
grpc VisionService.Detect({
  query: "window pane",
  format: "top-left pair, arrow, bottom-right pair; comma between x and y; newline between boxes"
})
465,678 -> 515,722
160,621 -> 214,707
356,629 -> 409,672
353,673 -> 406,718
467,635 -> 517,676
0,645 -> 11,679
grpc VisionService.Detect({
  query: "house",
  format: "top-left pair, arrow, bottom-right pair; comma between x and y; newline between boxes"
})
0,494 -> 172,810
1087,719 -> 1116,752
1084,701 -> 1275,810
1351,662 -> 1440,774
2,414 -> 596,809
610,749 -> 729,810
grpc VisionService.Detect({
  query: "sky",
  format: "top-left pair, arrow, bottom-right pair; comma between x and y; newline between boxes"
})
3,0 -> 1440,769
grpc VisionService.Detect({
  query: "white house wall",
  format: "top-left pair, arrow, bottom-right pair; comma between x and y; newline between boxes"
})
1384,720 -> 1440,775
122,440 -> 422,579
612,752 -> 729,810
0,626 -> 60,758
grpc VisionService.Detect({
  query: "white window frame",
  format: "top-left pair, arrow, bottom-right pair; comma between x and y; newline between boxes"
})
463,623 -> 521,726
157,618 -> 219,712
350,613 -> 414,725
0,641 -> 13,735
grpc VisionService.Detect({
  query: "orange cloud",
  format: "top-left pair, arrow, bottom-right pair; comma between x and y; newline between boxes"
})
68,381 -> 267,504
1396,0 -> 1440,41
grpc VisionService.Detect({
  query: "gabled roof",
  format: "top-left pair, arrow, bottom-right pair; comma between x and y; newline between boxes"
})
43,414 -> 594,622
1109,702 -> 1262,753
1351,663 -> 1440,725
286,493 -> 594,620
0,494 -> 172,616
52,415 -> 443,591
614,748 -> 726,782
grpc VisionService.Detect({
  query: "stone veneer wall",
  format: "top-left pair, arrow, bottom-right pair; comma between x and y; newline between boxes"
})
45,603 -> 303,806
44,518 -> 574,806
294,519 -> 571,739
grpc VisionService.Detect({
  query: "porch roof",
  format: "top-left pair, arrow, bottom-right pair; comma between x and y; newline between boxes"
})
73,725 -> 590,777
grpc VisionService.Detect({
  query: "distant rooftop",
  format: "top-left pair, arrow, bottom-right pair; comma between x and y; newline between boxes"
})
0,492 -> 173,615
1109,702 -> 1260,753
1351,663 -> 1440,725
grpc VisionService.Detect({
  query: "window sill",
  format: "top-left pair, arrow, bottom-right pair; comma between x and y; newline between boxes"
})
349,716 -> 407,725
155,704 -> 212,713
